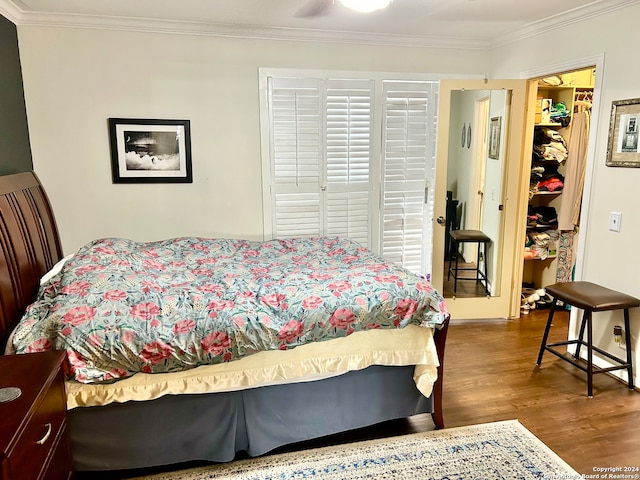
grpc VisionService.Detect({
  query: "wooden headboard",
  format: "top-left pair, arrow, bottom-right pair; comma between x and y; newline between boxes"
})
0,172 -> 62,351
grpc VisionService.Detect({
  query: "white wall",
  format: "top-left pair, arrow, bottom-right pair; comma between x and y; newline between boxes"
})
17,26 -> 490,254
491,3 -> 640,387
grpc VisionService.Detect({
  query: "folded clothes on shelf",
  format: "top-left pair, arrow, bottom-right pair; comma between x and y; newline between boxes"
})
527,205 -> 558,227
532,127 -> 568,163
529,163 -> 565,196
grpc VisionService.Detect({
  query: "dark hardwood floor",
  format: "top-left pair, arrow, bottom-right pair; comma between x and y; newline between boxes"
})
434,308 -> 640,473
89,308 -> 640,479
442,256 -> 489,298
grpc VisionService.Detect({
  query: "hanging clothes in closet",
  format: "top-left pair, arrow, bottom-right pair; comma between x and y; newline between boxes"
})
556,104 -> 591,283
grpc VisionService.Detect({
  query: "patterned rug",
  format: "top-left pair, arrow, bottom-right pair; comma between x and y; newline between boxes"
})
131,420 -> 578,480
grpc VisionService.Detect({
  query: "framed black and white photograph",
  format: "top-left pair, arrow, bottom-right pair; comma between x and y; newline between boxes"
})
488,116 -> 501,159
606,98 -> 640,167
108,118 -> 192,183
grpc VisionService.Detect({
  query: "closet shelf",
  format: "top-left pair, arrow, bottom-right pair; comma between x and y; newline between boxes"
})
524,254 -> 557,261
531,191 -> 562,197
535,122 -> 563,127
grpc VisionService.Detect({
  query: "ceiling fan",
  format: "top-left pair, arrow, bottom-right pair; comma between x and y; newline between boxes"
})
296,0 -> 392,17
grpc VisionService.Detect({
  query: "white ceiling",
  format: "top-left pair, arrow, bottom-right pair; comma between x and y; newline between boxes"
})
0,0 -> 635,48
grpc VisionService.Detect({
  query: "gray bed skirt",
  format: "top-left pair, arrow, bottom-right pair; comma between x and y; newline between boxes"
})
69,365 -> 433,472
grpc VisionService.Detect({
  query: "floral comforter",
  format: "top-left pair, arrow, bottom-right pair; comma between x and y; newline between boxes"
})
12,236 -> 448,384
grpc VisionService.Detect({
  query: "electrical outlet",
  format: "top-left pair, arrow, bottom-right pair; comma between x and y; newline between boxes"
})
613,325 -> 625,349
609,211 -> 622,232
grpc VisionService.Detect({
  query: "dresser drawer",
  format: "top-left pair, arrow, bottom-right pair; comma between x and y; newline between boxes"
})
41,423 -> 73,480
6,371 -> 67,480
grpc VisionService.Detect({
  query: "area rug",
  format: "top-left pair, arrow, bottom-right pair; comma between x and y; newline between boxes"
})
131,420 -> 578,480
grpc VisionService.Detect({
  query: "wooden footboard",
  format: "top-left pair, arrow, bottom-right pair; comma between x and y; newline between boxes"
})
431,315 -> 450,429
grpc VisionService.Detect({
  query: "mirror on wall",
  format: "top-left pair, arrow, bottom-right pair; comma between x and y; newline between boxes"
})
442,89 -> 510,299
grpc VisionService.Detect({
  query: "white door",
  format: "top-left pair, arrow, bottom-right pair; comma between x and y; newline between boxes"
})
432,79 -> 530,320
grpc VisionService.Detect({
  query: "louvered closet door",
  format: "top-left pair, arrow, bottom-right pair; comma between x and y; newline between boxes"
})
381,82 -> 436,276
269,78 -> 323,237
324,80 -> 373,247
268,77 -> 374,246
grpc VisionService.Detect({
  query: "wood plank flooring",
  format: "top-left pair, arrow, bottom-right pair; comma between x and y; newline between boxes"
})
442,257 -> 489,298
433,308 -> 640,473
82,308 -> 640,478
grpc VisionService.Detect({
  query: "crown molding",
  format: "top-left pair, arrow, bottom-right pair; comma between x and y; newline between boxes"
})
22,14 -> 490,50
491,0 -> 639,48
0,0 -> 20,23
0,0 -> 488,50
1,0 -> 632,50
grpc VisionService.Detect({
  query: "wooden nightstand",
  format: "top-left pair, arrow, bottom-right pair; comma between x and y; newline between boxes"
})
0,351 -> 74,480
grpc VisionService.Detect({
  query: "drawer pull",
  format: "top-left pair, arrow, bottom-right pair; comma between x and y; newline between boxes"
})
36,423 -> 52,445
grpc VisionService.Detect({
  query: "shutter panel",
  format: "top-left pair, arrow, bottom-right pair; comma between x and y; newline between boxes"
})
381,82 -> 436,274
269,78 -> 323,237
325,80 -> 373,247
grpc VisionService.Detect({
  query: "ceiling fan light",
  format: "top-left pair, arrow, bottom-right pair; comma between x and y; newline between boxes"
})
338,0 -> 392,13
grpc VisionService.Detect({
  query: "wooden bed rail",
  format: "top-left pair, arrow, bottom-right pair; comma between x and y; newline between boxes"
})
0,172 -> 62,351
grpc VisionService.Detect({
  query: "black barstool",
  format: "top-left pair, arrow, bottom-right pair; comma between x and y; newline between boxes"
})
447,229 -> 491,296
536,281 -> 640,397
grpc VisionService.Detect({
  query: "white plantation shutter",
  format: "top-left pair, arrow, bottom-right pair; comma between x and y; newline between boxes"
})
325,80 -> 373,246
262,72 -> 437,277
269,78 -> 323,237
381,82 -> 437,275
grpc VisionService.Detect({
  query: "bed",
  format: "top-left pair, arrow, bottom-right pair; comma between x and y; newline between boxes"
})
0,171 -> 450,473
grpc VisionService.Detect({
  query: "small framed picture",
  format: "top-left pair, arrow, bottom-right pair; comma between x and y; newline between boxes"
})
108,118 -> 192,183
606,98 -> 640,167
488,116 -> 501,160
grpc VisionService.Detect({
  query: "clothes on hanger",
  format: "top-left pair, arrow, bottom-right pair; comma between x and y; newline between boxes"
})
558,110 -> 590,230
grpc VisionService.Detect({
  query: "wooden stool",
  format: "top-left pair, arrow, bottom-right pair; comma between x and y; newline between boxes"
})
447,229 -> 490,296
536,281 -> 640,397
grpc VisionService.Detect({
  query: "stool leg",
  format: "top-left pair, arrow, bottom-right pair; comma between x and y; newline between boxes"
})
624,309 -> 634,390
481,242 -> 489,296
453,242 -> 460,293
586,311 -> 593,398
574,311 -> 588,360
536,301 -> 557,365
448,240 -> 454,281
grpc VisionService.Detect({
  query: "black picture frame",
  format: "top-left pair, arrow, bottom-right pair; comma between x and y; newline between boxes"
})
108,118 -> 192,183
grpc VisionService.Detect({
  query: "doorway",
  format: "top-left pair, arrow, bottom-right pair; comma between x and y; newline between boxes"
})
518,66 -> 595,315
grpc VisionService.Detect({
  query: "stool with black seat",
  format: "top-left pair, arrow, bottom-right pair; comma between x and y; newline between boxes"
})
536,281 -> 640,397
447,229 -> 491,296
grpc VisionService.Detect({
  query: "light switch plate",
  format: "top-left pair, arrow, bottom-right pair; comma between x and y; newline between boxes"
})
609,211 -> 622,232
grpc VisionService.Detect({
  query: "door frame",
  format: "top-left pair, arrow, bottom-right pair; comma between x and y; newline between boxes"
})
433,79 -> 530,320
518,54 -> 605,287
518,54 -> 605,322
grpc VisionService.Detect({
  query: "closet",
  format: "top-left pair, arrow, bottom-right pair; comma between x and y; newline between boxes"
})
521,67 -> 594,309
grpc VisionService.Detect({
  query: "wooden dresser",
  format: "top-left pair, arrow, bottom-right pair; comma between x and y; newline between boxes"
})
0,351 -> 74,480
